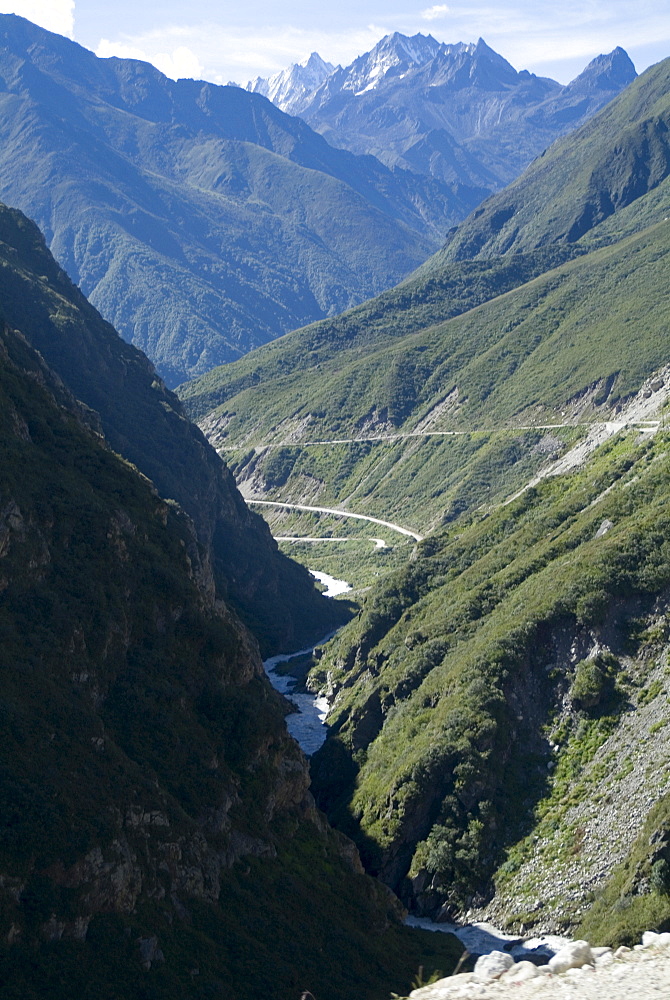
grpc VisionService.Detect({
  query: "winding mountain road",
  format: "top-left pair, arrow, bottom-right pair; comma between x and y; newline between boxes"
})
240,379 -> 667,546
247,499 -> 424,541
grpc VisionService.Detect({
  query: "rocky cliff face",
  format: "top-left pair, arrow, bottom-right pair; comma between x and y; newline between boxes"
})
0,203 -> 347,655
0,317 -> 307,938
0,214 -> 461,1000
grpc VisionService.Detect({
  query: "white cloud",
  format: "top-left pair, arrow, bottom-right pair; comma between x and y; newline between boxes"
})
97,37 -> 203,81
96,39 -> 147,62
422,5 -> 449,20
89,0 -> 670,89
94,22 -> 391,87
152,46 -> 203,81
0,0 -> 74,37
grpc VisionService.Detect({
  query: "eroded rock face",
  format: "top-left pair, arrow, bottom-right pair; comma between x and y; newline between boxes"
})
0,321 -> 320,948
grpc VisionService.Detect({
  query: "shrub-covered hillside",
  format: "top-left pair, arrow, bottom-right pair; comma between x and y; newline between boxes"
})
0,202 -> 347,654
179,56 -> 670,539
307,422 -> 670,944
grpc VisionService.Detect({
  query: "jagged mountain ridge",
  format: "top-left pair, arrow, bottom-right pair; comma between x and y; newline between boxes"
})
309,31 -> 444,104
0,15 -> 481,386
439,54 -> 670,259
247,51 -> 334,114
249,32 -> 636,189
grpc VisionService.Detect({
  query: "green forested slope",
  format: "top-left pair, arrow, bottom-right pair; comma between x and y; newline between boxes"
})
190,220 -> 670,438
0,203 -> 346,653
179,245 -> 581,422
0,265 -> 459,999
308,427 -> 670,942
182,216 -> 670,535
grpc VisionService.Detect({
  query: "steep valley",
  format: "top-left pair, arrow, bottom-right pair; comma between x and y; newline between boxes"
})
178,53 -> 670,951
3,17 -> 670,999
0,202 -> 465,999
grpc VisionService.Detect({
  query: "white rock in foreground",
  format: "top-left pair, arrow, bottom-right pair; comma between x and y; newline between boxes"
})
548,939 -> 594,974
500,960 -> 540,983
473,950 -> 515,981
642,930 -> 670,947
407,929 -> 670,998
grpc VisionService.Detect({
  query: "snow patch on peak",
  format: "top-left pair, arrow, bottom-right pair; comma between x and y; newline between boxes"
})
345,31 -> 442,96
246,52 -> 334,114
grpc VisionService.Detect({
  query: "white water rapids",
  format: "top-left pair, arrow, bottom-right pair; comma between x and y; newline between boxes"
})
309,570 -> 352,598
262,570 -> 349,755
406,916 -> 570,960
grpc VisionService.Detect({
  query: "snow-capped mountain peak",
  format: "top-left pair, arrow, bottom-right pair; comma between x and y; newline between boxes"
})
246,51 -> 334,115
341,32 -> 442,96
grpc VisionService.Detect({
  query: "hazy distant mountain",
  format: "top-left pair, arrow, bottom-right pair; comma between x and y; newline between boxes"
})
0,15 -> 479,386
247,51 -> 335,115
254,33 -> 636,189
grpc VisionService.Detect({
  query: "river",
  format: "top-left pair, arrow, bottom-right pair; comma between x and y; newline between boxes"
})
405,916 -> 569,960
262,570 -> 349,755
263,570 -> 571,958
263,636 -> 333,755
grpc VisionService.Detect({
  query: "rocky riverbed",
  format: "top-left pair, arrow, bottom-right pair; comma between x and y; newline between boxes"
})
406,932 -> 670,999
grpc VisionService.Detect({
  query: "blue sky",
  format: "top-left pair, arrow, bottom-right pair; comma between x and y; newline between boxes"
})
1,0 -> 669,85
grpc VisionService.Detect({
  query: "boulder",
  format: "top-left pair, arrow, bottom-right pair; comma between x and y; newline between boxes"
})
548,940 -> 594,974
473,950 -> 515,981
501,960 -> 539,983
642,930 -> 670,947
138,935 -> 165,970
409,973 -> 474,999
